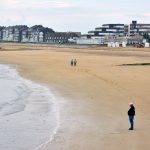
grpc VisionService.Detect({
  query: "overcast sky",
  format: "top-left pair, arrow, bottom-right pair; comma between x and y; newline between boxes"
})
0,0 -> 150,33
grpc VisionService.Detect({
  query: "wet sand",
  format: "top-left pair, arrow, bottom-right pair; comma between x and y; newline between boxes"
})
0,43 -> 150,150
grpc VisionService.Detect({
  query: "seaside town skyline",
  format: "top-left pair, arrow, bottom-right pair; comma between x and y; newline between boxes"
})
1,0 -> 150,33
1,20 -> 150,47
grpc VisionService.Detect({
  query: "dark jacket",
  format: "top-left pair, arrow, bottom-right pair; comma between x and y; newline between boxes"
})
128,106 -> 135,116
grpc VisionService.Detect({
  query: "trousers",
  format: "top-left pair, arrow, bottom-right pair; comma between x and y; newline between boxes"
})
129,116 -> 134,129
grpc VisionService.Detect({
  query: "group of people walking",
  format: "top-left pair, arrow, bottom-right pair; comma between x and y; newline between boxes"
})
70,59 -> 77,66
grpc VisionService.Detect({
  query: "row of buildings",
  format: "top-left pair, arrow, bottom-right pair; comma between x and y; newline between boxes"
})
0,21 -> 150,46
77,21 -> 150,45
84,21 -> 150,37
0,25 -> 81,44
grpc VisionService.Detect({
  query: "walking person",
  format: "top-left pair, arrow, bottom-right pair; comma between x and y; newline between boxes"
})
70,59 -> 74,66
128,103 -> 135,130
73,59 -> 77,66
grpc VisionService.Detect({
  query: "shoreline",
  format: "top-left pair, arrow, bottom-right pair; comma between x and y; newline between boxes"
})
0,64 -> 62,150
0,44 -> 150,150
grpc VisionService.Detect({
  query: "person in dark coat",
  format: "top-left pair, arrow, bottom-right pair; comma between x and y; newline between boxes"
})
70,59 -> 74,66
128,103 -> 135,130
73,59 -> 77,66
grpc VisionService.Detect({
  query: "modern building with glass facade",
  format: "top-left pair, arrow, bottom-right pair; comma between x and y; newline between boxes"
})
130,21 -> 150,36
88,24 -> 125,37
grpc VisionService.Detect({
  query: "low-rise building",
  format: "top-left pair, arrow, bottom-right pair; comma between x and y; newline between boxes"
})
89,24 -> 126,37
0,27 -> 4,40
21,29 -> 29,42
14,26 -> 28,42
26,25 -> 54,43
2,27 -> 13,41
1,26 -> 28,42
76,36 -> 104,45
127,34 -> 143,44
27,25 -> 42,43
45,32 -> 81,44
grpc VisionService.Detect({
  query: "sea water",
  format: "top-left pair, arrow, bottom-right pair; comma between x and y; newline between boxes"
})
0,64 -> 60,150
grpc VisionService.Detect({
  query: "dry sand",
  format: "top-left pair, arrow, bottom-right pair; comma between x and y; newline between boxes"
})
0,43 -> 150,150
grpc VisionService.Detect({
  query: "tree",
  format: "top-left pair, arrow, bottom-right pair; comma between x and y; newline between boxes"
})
143,33 -> 150,43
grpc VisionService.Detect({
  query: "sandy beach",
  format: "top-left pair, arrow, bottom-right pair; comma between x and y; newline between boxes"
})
0,43 -> 150,150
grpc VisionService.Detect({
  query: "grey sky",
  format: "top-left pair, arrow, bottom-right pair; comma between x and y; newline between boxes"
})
0,0 -> 150,33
